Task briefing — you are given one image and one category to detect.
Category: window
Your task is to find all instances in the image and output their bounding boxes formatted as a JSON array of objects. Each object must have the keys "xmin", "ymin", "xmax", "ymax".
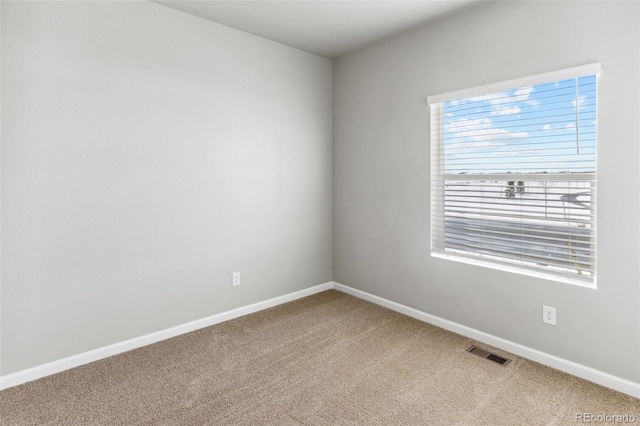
[{"xmin": 428, "ymin": 64, "xmax": 600, "ymax": 287}]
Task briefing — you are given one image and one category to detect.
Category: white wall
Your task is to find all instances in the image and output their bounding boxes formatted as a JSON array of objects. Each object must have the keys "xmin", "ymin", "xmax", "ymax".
[
  {"xmin": 333, "ymin": 1, "xmax": 640, "ymax": 382},
  {"xmin": 2, "ymin": 0, "xmax": 639, "ymax": 388},
  {"xmin": 1, "ymin": 1, "xmax": 332, "ymax": 375}
]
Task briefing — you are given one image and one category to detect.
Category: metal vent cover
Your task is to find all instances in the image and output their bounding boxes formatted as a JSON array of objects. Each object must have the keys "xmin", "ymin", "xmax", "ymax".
[{"xmin": 467, "ymin": 345, "xmax": 511, "ymax": 366}]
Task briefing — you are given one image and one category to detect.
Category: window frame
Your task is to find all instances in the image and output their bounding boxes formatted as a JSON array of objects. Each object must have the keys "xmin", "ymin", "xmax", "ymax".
[{"xmin": 427, "ymin": 63, "xmax": 601, "ymax": 288}]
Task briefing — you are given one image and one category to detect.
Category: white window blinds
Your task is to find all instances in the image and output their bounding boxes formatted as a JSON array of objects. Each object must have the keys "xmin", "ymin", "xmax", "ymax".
[{"xmin": 428, "ymin": 64, "xmax": 600, "ymax": 286}]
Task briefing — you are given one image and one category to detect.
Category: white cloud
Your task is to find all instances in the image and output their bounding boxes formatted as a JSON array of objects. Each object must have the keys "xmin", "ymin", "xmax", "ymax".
[
  {"xmin": 445, "ymin": 116, "xmax": 528, "ymax": 142},
  {"xmin": 572, "ymin": 95, "xmax": 586, "ymax": 110},
  {"xmin": 492, "ymin": 105, "xmax": 521, "ymax": 116},
  {"xmin": 513, "ymin": 86, "xmax": 538, "ymax": 106},
  {"xmin": 444, "ymin": 85, "xmax": 538, "ymax": 146},
  {"xmin": 463, "ymin": 86, "xmax": 536, "ymax": 116},
  {"xmin": 543, "ymin": 124, "xmax": 552, "ymax": 131},
  {"xmin": 513, "ymin": 86, "xmax": 533, "ymax": 98},
  {"xmin": 445, "ymin": 117, "xmax": 492, "ymax": 137}
]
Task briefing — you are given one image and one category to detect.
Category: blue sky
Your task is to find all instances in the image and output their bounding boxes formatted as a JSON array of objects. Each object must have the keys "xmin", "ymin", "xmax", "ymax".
[{"xmin": 443, "ymin": 75, "xmax": 597, "ymax": 174}]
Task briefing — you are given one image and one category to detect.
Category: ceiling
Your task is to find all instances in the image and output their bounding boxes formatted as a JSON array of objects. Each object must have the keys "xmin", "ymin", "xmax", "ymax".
[{"xmin": 151, "ymin": 1, "xmax": 478, "ymax": 59}]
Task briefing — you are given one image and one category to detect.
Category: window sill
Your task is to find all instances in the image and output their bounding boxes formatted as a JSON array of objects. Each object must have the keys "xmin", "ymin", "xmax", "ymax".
[{"xmin": 430, "ymin": 250, "xmax": 597, "ymax": 289}]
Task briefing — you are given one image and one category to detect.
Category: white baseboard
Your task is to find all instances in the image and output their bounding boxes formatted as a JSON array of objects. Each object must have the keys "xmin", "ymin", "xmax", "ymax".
[
  {"xmin": 2, "ymin": 281, "xmax": 638, "ymax": 400},
  {"xmin": 332, "ymin": 282, "xmax": 640, "ymax": 399},
  {"xmin": 0, "ymin": 282, "xmax": 333, "ymax": 390}
]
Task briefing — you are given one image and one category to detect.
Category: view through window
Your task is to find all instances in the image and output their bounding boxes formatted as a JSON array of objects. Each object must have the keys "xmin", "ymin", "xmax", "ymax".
[{"xmin": 429, "ymin": 65, "xmax": 599, "ymax": 286}]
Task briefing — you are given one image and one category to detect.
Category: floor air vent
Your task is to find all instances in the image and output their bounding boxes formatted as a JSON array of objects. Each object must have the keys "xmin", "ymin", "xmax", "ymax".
[{"xmin": 467, "ymin": 345, "xmax": 511, "ymax": 366}]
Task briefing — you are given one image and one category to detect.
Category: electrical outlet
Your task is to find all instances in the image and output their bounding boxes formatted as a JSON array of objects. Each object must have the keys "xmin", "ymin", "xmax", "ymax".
[
  {"xmin": 232, "ymin": 272, "xmax": 241, "ymax": 287},
  {"xmin": 542, "ymin": 305, "xmax": 556, "ymax": 325}
]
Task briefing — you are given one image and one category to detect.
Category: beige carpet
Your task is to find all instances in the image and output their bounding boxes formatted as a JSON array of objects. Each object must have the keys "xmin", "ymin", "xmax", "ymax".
[{"xmin": 1, "ymin": 290, "xmax": 638, "ymax": 425}]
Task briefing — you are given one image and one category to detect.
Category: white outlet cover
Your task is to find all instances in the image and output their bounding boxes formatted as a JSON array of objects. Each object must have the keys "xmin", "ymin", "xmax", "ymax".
[{"xmin": 542, "ymin": 305, "xmax": 556, "ymax": 325}]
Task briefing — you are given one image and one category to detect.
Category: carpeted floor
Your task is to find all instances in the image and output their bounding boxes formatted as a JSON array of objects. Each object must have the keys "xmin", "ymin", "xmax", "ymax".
[{"xmin": 1, "ymin": 290, "xmax": 638, "ymax": 425}]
